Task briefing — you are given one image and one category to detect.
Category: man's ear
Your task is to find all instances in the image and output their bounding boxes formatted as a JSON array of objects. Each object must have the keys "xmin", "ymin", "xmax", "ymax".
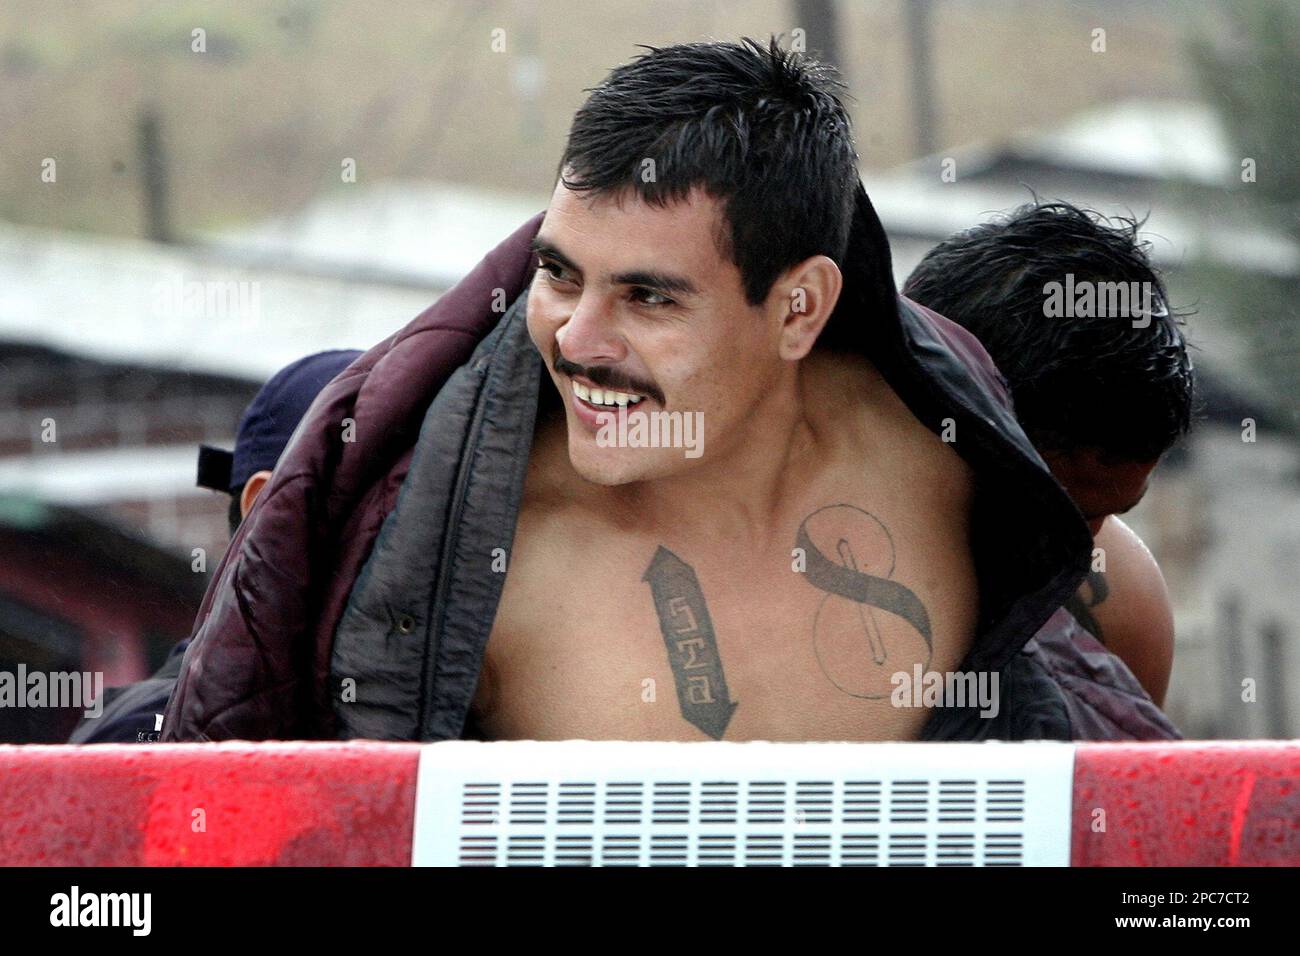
[
  {"xmin": 773, "ymin": 255, "xmax": 843, "ymax": 361},
  {"xmin": 240, "ymin": 470, "xmax": 274, "ymax": 519}
]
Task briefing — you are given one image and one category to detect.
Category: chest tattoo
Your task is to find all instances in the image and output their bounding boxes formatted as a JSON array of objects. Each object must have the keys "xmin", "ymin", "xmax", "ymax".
[
  {"xmin": 795, "ymin": 504, "xmax": 933, "ymax": 699},
  {"xmin": 642, "ymin": 546, "xmax": 738, "ymax": 740}
]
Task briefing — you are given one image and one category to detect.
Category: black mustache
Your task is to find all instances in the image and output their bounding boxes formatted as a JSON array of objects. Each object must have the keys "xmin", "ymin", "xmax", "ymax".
[{"xmin": 553, "ymin": 349, "xmax": 664, "ymax": 406}]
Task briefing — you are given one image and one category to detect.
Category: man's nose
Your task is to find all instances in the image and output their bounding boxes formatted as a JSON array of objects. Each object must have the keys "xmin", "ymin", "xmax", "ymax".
[{"xmin": 557, "ymin": 294, "xmax": 625, "ymax": 366}]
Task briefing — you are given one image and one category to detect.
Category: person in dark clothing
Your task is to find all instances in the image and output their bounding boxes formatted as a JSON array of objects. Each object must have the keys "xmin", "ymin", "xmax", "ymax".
[
  {"xmin": 68, "ymin": 350, "xmax": 362, "ymax": 743},
  {"xmin": 903, "ymin": 201, "xmax": 1194, "ymax": 706}
]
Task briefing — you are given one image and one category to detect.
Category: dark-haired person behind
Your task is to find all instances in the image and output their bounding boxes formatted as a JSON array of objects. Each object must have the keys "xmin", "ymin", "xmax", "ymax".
[
  {"xmin": 68, "ymin": 350, "xmax": 362, "ymax": 743},
  {"xmin": 903, "ymin": 201, "xmax": 1194, "ymax": 706}
]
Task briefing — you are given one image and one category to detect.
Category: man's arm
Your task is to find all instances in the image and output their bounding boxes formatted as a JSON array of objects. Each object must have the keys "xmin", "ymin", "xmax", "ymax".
[{"xmin": 1068, "ymin": 517, "xmax": 1175, "ymax": 707}]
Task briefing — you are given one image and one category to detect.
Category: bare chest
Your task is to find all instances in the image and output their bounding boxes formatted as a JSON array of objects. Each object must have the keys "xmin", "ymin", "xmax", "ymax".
[{"xmin": 472, "ymin": 478, "xmax": 977, "ymax": 742}]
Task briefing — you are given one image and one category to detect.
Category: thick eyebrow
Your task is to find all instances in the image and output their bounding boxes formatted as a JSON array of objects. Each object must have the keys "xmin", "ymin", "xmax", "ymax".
[{"xmin": 530, "ymin": 235, "xmax": 700, "ymax": 298}]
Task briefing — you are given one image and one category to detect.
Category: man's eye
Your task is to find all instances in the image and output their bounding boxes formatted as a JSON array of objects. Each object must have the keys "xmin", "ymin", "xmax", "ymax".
[
  {"xmin": 632, "ymin": 288, "xmax": 675, "ymax": 307},
  {"xmin": 538, "ymin": 259, "xmax": 570, "ymax": 282}
]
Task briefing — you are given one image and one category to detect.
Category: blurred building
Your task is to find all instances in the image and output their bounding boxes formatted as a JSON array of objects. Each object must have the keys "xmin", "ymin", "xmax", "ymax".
[
  {"xmin": 0, "ymin": 495, "xmax": 206, "ymax": 742},
  {"xmin": 0, "ymin": 187, "xmax": 538, "ymax": 740},
  {"xmin": 0, "ymin": 224, "xmax": 444, "ymax": 739}
]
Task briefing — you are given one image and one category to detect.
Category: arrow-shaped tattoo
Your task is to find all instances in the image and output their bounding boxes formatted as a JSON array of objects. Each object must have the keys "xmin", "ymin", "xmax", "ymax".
[{"xmin": 642, "ymin": 545, "xmax": 738, "ymax": 740}]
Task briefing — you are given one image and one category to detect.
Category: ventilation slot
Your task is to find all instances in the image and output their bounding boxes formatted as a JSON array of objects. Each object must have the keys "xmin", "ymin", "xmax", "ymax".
[{"xmin": 413, "ymin": 741, "xmax": 1074, "ymax": 866}]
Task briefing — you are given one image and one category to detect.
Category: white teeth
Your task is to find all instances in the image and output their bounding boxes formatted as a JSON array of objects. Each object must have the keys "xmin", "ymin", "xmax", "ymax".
[{"xmin": 573, "ymin": 379, "xmax": 647, "ymax": 407}]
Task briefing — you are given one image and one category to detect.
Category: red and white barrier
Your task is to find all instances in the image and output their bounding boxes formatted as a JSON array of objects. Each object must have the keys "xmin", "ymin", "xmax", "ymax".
[{"xmin": 0, "ymin": 741, "xmax": 1295, "ymax": 866}]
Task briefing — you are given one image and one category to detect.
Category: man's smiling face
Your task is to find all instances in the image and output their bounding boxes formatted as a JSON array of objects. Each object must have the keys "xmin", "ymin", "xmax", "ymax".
[{"xmin": 526, "ymin": 178, "xmax": 783, "ymax": 486}]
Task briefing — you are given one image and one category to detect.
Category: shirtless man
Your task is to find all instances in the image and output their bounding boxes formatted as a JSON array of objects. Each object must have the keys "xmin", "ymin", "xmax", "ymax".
[
  {"xmin": 168, "ymin": 38, "xmax": 1163, "ymax": 744},
  {"xmin": 470, "ymin": 40, "xmax": 985, "ymax": 742},
  {"xmin": 903, "ymin": 201, "xmax": 1195, "ymax": 706}
]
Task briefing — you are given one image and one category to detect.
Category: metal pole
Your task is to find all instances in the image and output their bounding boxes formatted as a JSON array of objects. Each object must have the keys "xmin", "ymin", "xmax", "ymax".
[
  {"xmin": 1219, "ymin": 593, "xmax": 1247, "ymax": 737},
  {"xmin": 793, "ymin": 0, "xmax": 842, "ymax": 72},
  {"xmin": 904, "ymin": 0, "xmax": 938, "ymax": 158},
  {"xmin": 138, "ymin": 107, "xmax": 173, "ymax": 243},
  {"xmin": 1261, "ymin": 620, "xmax": 1288, "ymax": 737}
]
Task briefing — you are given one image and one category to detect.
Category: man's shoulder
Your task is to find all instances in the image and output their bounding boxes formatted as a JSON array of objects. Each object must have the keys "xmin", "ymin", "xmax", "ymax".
[
  {"xmin": 1020, "ymin": 607, "xmax": 1182, "ymax": 740},
  {"xmin": 1085, "ymin": 518, "xmax": 1176, "ymax": 704},
  {"xmin": 1096, "ymin": 517, "xmax": 1165, "ymax": 583},
  {"xmin": 1090, "ymin": 518, "xmax": 1174, "ymax": 646}
]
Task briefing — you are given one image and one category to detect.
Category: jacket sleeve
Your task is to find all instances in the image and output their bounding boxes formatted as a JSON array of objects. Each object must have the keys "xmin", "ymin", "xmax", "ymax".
[
  {"xmin": 69, "ymin": 640, "xmax": 187, "ymax": 743},
  {"xmin": 161, "ymin": 211, "xmax": 546, "ymax": 742},
  {"xmin": 161, "ymin": 467, "xmax": 329, "ymax": 740},
  {"xmin": 1021, "ymin": 608, "xmax": 1184, "ymax": 740}
]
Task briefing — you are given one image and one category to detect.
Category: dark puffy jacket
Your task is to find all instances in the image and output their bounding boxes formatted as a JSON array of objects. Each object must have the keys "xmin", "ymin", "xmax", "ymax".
[
  {"xmin": 68, "ymin": 640, "xmax": 187, "ymax": 743},
  {"xmin": 163, "ymin": 192, "xmax": 1181, "ymax": 742}
]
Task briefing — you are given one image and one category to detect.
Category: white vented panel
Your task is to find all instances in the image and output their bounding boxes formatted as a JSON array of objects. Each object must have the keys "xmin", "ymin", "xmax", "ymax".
[{"xmin": 412, "ymin": 741, "xmax": 1075, "ymax": 867}]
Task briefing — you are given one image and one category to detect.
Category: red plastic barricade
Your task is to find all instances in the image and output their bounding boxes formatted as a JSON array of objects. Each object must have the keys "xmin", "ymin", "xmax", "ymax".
[
  {"xmin": 0, "ymin": 742, "xmax": 418, "ymax": 866},
  {"xmin": 1071, "ymin": 742, "xmax": 1300, "ymax": 866},
  {"xmin": 0, "ymin": 741, "xmax": 1296, "ymax": 866}
]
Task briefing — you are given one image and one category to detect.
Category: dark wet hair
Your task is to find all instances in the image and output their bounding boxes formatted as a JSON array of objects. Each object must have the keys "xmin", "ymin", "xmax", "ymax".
[
  {"xmin": 558, "ymin": 36, "xmax": 860, "ymax": 310},
  {"xmin": 903, "ymin": 201, "xmax": 1194, "ymax": 461}
]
